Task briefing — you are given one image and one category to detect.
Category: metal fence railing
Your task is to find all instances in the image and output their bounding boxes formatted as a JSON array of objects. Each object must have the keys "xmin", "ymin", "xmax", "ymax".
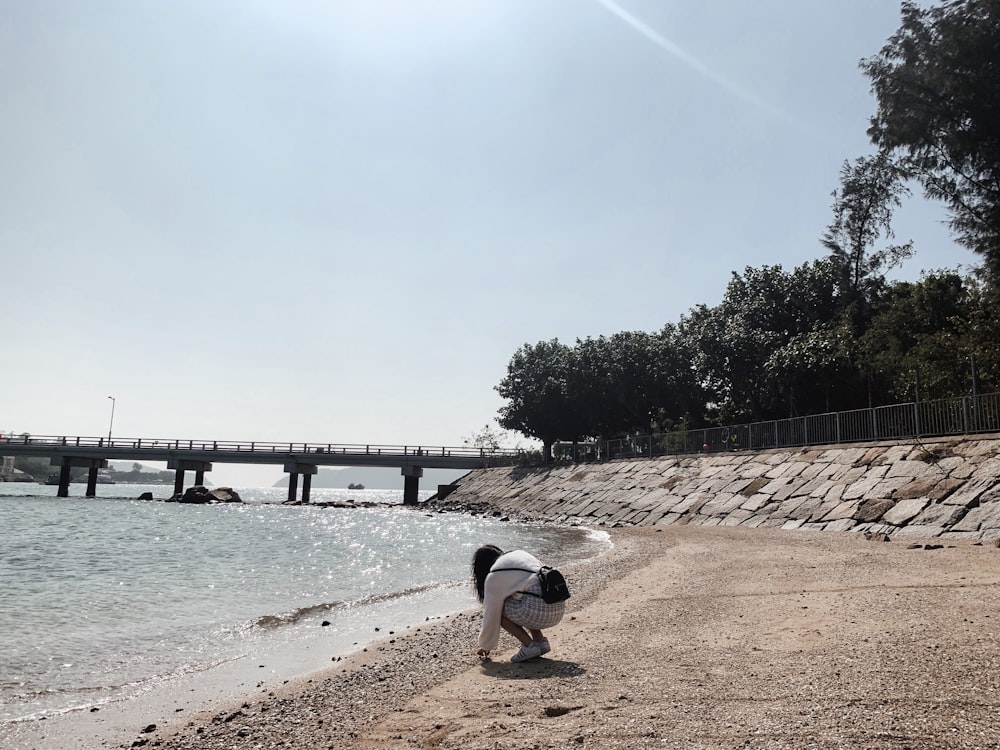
[{"xmin": 556, "ymin": 391, "xmax": 1000, "ymax": 463}]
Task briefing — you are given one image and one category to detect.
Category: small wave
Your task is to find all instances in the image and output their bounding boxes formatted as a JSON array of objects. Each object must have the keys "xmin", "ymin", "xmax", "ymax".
[
  {"xmin": 252, "ymin": 581, "xmax": 450, "ymax": 630},
  {"xmin": 255, "ymin": 601, "xmax": 344, "ymax": 629}
]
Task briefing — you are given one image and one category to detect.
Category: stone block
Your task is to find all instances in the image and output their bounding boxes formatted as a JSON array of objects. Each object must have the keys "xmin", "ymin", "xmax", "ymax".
[
  {"xmin": 699, "ymin": 492, "xmax": 740, "ymax": 516},
  {"xmin": 975, "ymin": 457, "xmax": 1000, "ymax": 476},
  {"xmin": 781, "ymin": 519, "xmax": 806, "ymax": 530},
  {"xmin": 788, "ymin": 477, "xmax": 822, "ymax": 498},
  {"xmin": 956, "ymin": 440, "xmax": 997, "ymax": 458},
  {"xmin": 720, "ymin": 509, "xmax": 754, "ymax": 526},
  {"xmin": 866, "ymin": 523, "xmax": 896, "ymax": 536},
  {"xmin": 654, "ymin": 512, "xmax": 683, "ymax": 526},
  {"xmin": 951, "ymin": 502, "xmax": 1000, "ymax": 532},
  {"xmin": 933, "ymin": 456, "xmax": 966, "ymax": 474},
  {"xmin": 858, "ymin": 447, "xmax": 888, "ymax": 465},
  {"xmin": 738, "ymin": 476, "xmax": 772, "ymax": 497},
  {"xmin": 809, "ymin": 479, "xmax": 836, "ymax": 498},
  {"xmin": 796, "ymin": 449, "xmax": 828, "ymax": 461},
  {"xmin": 650, "ymin": 495, "xmax": 688, "ymax": 516},
  {"xmin": 980, "ymin": 528, "xmax": 1000, "ymax": 542},
  {"xmin": 672, "ymin": 492, "xmax": 710, "ymax": 514},
  {"xmin": 822, "ymin": 499, "xmax": 860, "ymax": 521},
  {"xmin": 893, "ymin": 477, "xmax": 963, "ymax": 502},
  {"xmin": 693, "ymin": 516, "xmax": 722, "ymax": 526},
  {"xmin": 861, "ymin": 476, "xmax": 912, "ymax": 500},
  {"xmin": 825, "ymin": 518, "xmax": 857, "ymax": 532},
  {"xmin": 911, "ymin": 503, "xmax": 970, "ymax": 527},
  {"xmin": 786, "ymin": 495, "xmax": 824, "ymax": 520},
  {"xmin": 740, "ymin": 493, "xmax": 772, "ymax": 512},
  {"xmin": 854, "ymin": 498, "xmax": 894, "ymax": 523},
  {"xmin": 832, "ymin": 447, "xmax": 868, "ymax": 464},
  {"xmin": 944, "ymin": 478, "xmax": 1000, "ymax": 507},
  {"xmin": 793, "ymin": 462, "xmax": 821, "ymax": 480},
  {"xmin": 882, "ymin": 445, "xmax": 914, "ymax": 462},
  {"xmin": 881, "ymin": 497, "xmax": 931, "ymax": 526},
  {"xmin": 842, "ymin": 466, "xmax": 891, "ymax": 500},
  {"xmin": 939, "ymin": 530, "xmax": 983, "ymax": 540},
  {"xmin": 890, "ymin": 524, "xmax": 946, "ymax": 539},
  {"xmin": 886, "ymin": 460, "xmax": 937, "ymax": 479},
  {"xmin": 760, "ymin": 518, "xmax": 788, "ymax": 528},
  {"xmin": 739, "ymin": 462, "xmax": 772, "ymax": 478}
]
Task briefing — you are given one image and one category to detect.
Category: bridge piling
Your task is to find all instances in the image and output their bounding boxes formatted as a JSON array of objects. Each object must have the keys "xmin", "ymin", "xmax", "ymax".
[
  {"xmin": 284, "ymin": 462, "xmax": 317, "ymax": 504},
  {"xmin": 85, "ymin": 466, "xmax": 99, "ymax": 498},
  {"xmin": 167, "ymin": 459, "xmax": 213, "ymax": 498},
  {"xmin": 401, "ymin": 465, "xmax": 423, "ymax": 506},
  {"xmin": 50, "ymin": 456, "xmax": 108, "ymax": 498},
  {"xmin": 57, "ymin": 463, "xmax": 71, "ymax": 498}
]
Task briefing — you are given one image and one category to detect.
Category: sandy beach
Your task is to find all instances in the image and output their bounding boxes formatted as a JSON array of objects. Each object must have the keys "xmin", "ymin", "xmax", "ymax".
[{"xmin": 6, "ymin": 525, "xmax": 1000, "ymax": 749}]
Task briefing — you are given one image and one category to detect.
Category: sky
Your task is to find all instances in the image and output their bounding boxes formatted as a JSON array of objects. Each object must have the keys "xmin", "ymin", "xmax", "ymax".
[{"xmin": 1, "ymin": 0, "xmax": 972, "ymax": 487}]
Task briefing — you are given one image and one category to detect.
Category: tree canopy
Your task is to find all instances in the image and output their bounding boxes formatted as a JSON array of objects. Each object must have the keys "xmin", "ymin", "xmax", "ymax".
[{"xmin": 862, "ymin": 0, "xmax": 1000, "ymax": 276}]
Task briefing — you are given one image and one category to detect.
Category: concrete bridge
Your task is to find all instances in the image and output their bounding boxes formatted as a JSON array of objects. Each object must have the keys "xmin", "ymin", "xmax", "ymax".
[{"xmin": 0, "ymin": 434, "xmax": 521, "ymax": 504}]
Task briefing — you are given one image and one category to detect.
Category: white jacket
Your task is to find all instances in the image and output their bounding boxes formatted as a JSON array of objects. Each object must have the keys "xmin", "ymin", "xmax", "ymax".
[{"xmin": 478, "ymin": 550, "xmax": 543, "ymax": 651}]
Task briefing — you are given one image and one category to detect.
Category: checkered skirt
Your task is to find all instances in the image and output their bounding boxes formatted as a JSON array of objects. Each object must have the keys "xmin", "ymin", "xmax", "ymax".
[{"xmin": 503, "ymin": 580, "xmax": 565, "ymax": 630}]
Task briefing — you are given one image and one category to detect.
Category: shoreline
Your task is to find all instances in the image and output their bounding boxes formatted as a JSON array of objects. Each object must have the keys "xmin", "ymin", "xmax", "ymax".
[
  {"xmin": 8, "ymin": 525, "xmax": 1000, "ymax": 748},
  {"xmin": 0, "ymin": 517, "xmax": 620, "ymax": 750}
]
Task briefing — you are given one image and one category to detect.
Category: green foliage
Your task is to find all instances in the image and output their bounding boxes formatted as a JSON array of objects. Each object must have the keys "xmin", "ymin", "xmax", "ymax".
[
  {"xmin": 860, "ymin": 270, "xmax": 999, "ymax": 400},
  {"xmin": 495, "ymin": 339, "xmax": 578, "ymax": 461},
  {"xmin": 463, "ymin": 423, "xmax": 527, "ymax": 455},
  {"xmin": 862, "ymin": 0, "xmax": 1000, "ymax": 277},
  {"xmin": 495, "ymin": 331, "xmax": 702, "ymax": 458},
  {"xmin": 681, "ymin": 259, "xmax": 853, "ymax": 422},
  {"xmin": 822, "ymin": 153, "xmax": 913, "ymax": 302}
]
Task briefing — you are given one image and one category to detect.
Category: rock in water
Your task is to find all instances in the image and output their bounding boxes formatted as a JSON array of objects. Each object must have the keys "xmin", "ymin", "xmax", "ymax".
[
  {"xmin": 209, "ymin": 487, "xmax": 243, "ymax": 503},
  {"xmin": 167, "ymin": 486, "xmax": 244, "ymax": 504}
]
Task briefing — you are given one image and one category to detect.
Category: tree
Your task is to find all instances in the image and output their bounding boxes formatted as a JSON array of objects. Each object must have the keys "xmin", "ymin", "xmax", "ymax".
[
  {"xmin": 857, "ymin": 270, "xmax": 975, "ymax": 401},
  {"xmin": 463, "ymin": 423, "xmax": 509, "ymax": 454},
  {"xmin": 821, "ymin": 153, "xmax": 913, "ymax": 303},
  {"xmin": 573, "ymin": 332, "xmax": 658, "ymax": 438},
  {"xmin": 495, "ymin": 339, "xmax": 578, "ymax": 462},
  {"xmin": 862, "ymin": 0, "xmax": 1000, "ymax": 276},
  {"xmin": 682, "ymin": 263, "xmax": 849, "ymax": 422}
]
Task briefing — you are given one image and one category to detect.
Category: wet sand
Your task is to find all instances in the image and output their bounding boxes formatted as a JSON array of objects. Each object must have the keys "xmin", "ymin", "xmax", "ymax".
[{"xmin": 6, "ymin": 525, "xmax": 1000, "ymax": 749}]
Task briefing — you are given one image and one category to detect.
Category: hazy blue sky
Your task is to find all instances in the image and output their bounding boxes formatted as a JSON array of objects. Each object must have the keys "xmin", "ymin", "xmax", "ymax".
[{"xmin": 1, "ymin": 1, "xmax": 970, "ymax": 486}]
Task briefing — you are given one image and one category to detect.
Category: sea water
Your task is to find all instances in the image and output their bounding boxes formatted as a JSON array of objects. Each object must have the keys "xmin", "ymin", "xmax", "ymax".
[{"xmin": 0, "ymin": 483, "xmax": 609, "ymax": 723}]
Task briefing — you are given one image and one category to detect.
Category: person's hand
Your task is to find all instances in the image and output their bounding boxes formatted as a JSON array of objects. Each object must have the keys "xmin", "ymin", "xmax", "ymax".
[{"xmin": 477, "ymin": 649, "xmax": 491, "ymax": 660}]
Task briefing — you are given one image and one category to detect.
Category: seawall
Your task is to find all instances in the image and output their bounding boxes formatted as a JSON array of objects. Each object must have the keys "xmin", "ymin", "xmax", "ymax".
[{"xmin": 430, "ymin": 435, "xmax": 1000, "ymax": 541}]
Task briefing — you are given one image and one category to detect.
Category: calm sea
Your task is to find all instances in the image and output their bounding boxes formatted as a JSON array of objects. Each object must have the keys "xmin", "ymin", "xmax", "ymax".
[{"xmin": 0, "ymin": 483, "xmax": 608, "ymax": 723}]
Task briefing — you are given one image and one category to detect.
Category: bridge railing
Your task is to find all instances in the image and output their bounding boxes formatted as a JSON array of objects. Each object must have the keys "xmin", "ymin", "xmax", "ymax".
[{"xmin": 0, "ymin": 434, "xmax": 523, "ymax": 460}]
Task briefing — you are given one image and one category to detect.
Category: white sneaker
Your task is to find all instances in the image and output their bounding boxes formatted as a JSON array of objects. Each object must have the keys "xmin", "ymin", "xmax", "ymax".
[
  {"xmin": 536, "ymin": 638, "xmax": 551, "ymax": 655},
  {"xmin": 510, "ymin": 642, "xmax": 542, "ymax": 662}
]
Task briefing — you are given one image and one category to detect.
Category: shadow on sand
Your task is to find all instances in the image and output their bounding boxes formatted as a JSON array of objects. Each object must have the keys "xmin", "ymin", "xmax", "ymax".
[{"xmin": 480, "ymin": 657, "xmax": 586, "ymax": 680}]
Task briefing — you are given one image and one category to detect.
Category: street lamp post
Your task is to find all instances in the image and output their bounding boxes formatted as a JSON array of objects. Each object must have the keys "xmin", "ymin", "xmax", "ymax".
[{"xmin": 107, "ymin": 396, "xmax": 116, "ymax": 443}]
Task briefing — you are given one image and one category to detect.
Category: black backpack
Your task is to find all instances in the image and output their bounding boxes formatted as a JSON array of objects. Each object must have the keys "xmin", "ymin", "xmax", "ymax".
[{"xmin": 495, "ymin": 566, "xmax": 571, "ymax": 604}]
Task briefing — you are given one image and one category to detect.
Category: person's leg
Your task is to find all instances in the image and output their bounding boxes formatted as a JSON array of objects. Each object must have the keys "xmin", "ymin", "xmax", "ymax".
[
  {"xmin": 528, "ymin": 628, "xmax": 544, "ymax": 642},
  {"xmin": 501, "ymin": 616, "xmax": 532, "ymax": 646}
]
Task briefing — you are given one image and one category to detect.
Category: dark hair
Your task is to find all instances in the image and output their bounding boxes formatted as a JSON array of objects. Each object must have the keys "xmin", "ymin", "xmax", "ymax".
[{"xmin": 471, "ymin": 544, "xmax": 503, "ymax": 602}]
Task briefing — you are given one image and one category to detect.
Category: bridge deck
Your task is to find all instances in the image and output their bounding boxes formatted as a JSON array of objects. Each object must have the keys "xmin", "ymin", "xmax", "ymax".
[{"xmin": 0, "ymin": 435, "xmax": 519, "ymax": 471}]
